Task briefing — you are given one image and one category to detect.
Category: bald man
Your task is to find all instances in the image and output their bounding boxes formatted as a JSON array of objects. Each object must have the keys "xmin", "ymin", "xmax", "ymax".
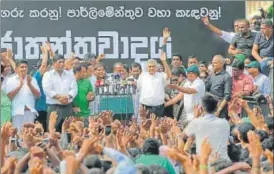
[{"xmin": 205, "ymin": 55, "xmax": 232, "ymax": 119}]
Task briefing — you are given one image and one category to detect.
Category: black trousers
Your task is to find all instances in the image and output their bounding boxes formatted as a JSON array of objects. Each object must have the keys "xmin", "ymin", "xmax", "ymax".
[
  {"xmin": 47, "ymin": 103, "xmax": 72, "ymax": 133},
  {"xmin": 142, "ymin": 104, "xmax": 165, "ymax": 117},
  {"xmin": 35, "ymin": 111, "xmax": 47, "ymax": 132}
]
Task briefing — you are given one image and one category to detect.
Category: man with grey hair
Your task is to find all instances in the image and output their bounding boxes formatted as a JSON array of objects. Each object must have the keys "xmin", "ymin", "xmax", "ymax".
[
  {"xmin": 137, "ymin": 52, "xmax": 171, "ymax": 117},
  {"xmin": 205, "ymin": 55, "xmax": 232, "ymax": 119},
  {"xmin": 252, "ymin": 19, "xmax": 273, "ymax": 75}
]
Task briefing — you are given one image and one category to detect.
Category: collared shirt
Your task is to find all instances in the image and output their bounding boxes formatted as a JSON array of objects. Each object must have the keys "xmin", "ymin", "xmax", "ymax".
[
  {"xmin": 220, "ymin": 31, "xmax": 236, "ymax": 44},
  {"xmin": 232, "ymin": 73, "xmax": 254, "ymax": 98},
  {"xmin": 136, "ymin": 154, "xmax": 176, "ymax": 174},
  {"xmin": 184, "ymin": 114, "xmax": 230, "ymax": 160},
  {"xmin": 253, "ymin": 73, "xmax": 271, "ymax": 97},
  {"xmin": 33, "ymin": 70, "xmax": 47, "ymax": 111},
  {"xmin": 254, "ymin": 31, "xmax": 273, "ymax": 57},
  {"xmin": 42, "ymin": 69, "xmax": 78, "ymax": 105},
  {"xmin": 138, "ymin": 72, "xmax": 169, "ymax": 106},
  {"xmin": 231, "ymin": 31, "xmax": 257, "ymax": 59},
  {"xmin": 183, "ymin": 78, "xmax": 205, "ymax": 121},
  {"xmin": 3, "ymin": 74, "xmax": 40, "ymax": 116},
  {"xmin": 205, "ymin": 70, "xmax": 232, "ymax": 101},
  {"xmin": 73, "ymin": 78, "xmax": 93, "ymax": 117}
]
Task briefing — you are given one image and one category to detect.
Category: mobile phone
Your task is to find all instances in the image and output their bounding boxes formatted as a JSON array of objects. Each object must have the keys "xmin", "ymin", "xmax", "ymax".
[
  {"xmin": 67, "ymin": 133, "xmax": 72, "ymax": 144},
  {"xmin": 105, "ymin": 126, "xmax": 112, "ymax": 136}
]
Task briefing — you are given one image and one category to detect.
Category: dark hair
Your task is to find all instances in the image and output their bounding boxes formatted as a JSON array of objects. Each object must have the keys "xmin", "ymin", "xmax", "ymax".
[
  {"xmin": 255, "ymin": 130, "xmax": 268, "ymax": 142},
  {"xmin": 262, "ymin": 136, "xmax": 274, "ymax": 151},
  {"xmin": 84, "ymin": 155, "xmax": 102, "ymax": 169},
  {"xmin": 16, "ymin": 59, "xmax": 28, "ymax": 67},
  {"xmin": 210, "ymin": 159, "xmax": 232, "ymax": 172},
  {"xmin": 265, "ymin": 117, "xmax": 274, "ymax": 131},
  {"xmin": 74, "ymin": 57, "xmax": 82, "ymax": 61},
  {"xmin": 199, "ymin": 61, "xmax": 207, "ymax": 67},
  {"xmin": 113, "ymin": 62, "xmax": 124, "ymax": 69},
  {"xmin": 124, "ymin": 64, "xmax": 129, "ymax": 73},
  {"xmin": 101, "ymin": 160, "xmax": 112, "ymax": 172},
  {"xmin": 172, "ymin": 53, "xmax": 183, "ymax": 61},
  {"xmin": 52, "ymin": 54, "xmax": 64, "ymax": 62},
  {"xmin": 228, "ymin": 144, "xmax": 241, "ymax": 162},
  {"xmin": 188, "ymin": 55, "xmax": 197, "ymax": 60},
  {"xmin": 239, "ymin": 19, "xmax": 250, "ymax": 26},
  {"xmin": 172, "ymin": 67, "xmax": 186, "ymax": 77},
  {"xmin": 143, "ymin": 138, "xmax": 160, "ymax": 155},
  {"xmin": 201, "ymin": 94, "xmax": 218, "ymax": 113},
  {"xmin": 131, "ymin": 62, "xmax": 142, "ymax": 70},
  {"xmin": 94, "ymin": 63, "xmax": 105, "ymax": 71},
  {"xmin": 232, "ymin": 59, "xmax": 244, "ymax": 70},
  {"xmin": 1, "ymin": 64, "xmax": 5, "ymax": 74},
  {"xmin": 135, "ymin": 164, "xmax": 150, "ymax": 174},
  {"xmin": 73, "ymin": 63, "xmax": 85, "ymax": 74},
  {"xmin": 148, "ymin": 165, "xmax": 168, "ymax": 174},
  {"xmin": 238, "ymin": 123, "xmax": 255, "ymax": 143}
]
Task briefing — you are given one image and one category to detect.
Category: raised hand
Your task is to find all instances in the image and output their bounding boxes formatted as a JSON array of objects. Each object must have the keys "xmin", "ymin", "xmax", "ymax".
[
  {"xmin": 27, "ymin": 75, "xmax": 32, "ymax": 86},
  {"xmin": 86, "ymin": 92, "xmax": 95, "ymax": 101},
  {"xmin": 40, "ymin": 45, "xmax": 48, "ymax": 55},
  {"xmin": 45, "ymin": 41, "xmax": 52, "ymax": 51},
  {"xmin": 6, "ymin": 48, "xmax": 13, "ymax": 60},
  {"xmin": 247, "ymin": 131, "xmax": 263, "ymax": 158},
  {"xmin": 30, "ymin": 146, "xmax": 45, "ymax": 159},
  {"xmin": 201, "ymin": 16, "xmax": 210, "ymax": 26},
  {"xmin": 48, "ymin": 111, "xmax": 58, "ymax": 133},
  {"xmin": 162, "ymin": 27, "xmax": 170, "ymax": 44},
  {"xmin": 200, "ymin": 137, "xmax": 212, "ymax": 163},
  {"xmin": 97, "ymin": 53, "xmax": 105, "ymax": 61},
  {"xmin": 264, "ymin": 149, "xmax": 273, "ymax": 165}
]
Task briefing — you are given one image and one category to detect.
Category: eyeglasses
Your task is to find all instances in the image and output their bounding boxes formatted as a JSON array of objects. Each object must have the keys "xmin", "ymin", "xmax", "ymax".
[{"xmin": 200, "ymin": 76, "xmax": 207, "ymax": 79}]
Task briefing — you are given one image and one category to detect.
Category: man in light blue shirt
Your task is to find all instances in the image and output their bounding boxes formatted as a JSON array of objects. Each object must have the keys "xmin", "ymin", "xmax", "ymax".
[{"xmin": 246, "ymin": 61, "xmax": 271, "ymax": 97}]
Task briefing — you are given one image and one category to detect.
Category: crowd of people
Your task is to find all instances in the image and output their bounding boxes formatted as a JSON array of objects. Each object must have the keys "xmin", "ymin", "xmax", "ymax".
[{"xmin": 0, "ymin": 10, "xmax": 273, "ymax": 174}]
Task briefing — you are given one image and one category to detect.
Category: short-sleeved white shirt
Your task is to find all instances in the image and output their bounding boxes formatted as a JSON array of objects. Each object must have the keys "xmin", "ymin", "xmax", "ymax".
[
  {"xmin": 183, "ymin": 78, "xmax": 205, "ymax": 121},
  {"xmin": 220, "ymin": 31, "xmax": 236, "ymax": 44},
  {"xmin": 184, "ymin": 114, "xmax": 230, "ymax": 160}
]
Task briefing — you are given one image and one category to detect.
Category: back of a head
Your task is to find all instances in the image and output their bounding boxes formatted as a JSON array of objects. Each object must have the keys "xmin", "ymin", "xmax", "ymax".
[
  {"xmin": 87, "ymin": 168, "xmax": 105, "ymax": 174},
  {"xmin": 228, "ymin": 143, "xmax": 241, "ymax": 162},
  {"xmin": 148, "ymin": 165, "xmax": 168, "ymax": 174},
  {"xmin": 210, "ymin": 159, "xmax": 233, "ymax": 173},
  {"xmin": 135, "ymin": 164, "xmax": 150, "ymax": 174},
  {"xmin": 232, "ymin": 59, "xmax": 245, "ymax": 70},
  {"xmin": 143, "ymin": 138, "xmax": 160, "ymax": 155},
  {"xmin": 238, "ymin": 123, "xmax": 255, "ymax": 143},
  {"xmin": 84, "ymin": 155, "xmax": 102, "ymax": 169},
  {"xmin": 84, "ymin": 52, "xmax": 97, "ymax": 60},
  {"xmin": 201, "ymin": 94, "xmax": 218, "ymax": 114},
  {"xmin": 261, "ymin": 18, "xmax": 273, "ymax": 27},
  {"xmin": 101, "ymin": 160, "xmax": 112, "ymax": 172}
]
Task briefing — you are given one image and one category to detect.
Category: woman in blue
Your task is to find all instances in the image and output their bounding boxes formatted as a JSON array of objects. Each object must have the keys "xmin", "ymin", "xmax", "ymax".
[{"xmin": 33, "ymin": 44, "xmax": 52, "ymax": 131}]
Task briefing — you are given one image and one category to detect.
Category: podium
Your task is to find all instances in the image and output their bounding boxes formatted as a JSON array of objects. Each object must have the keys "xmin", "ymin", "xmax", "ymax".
[{"xmin": 99, "ymin": 95, "xmax": 134, "ymax": 121}]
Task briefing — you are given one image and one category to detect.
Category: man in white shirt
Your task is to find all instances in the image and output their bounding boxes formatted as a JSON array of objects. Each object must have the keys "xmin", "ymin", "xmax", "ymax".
[
  {"xmin": 167, "ymin": 65, "xmax": 205, "ymax": 122},
  {"xmin": 42, "ymin": 54, "xmax": 78, "ymax": 132},
  {"xmin": 127, "ymin": 62, "xmax": 142, "ymax": 121},
  {"xmin": 201, "ymin": 16, "xmax": 239, "ymax": 44},
  {"xmin": 3, "ymin": 60, "xmax": 40, "ymax": 131},
  {"xmin": 137, "ymin": 52, "xmax": 171, "ymax": 117}
]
